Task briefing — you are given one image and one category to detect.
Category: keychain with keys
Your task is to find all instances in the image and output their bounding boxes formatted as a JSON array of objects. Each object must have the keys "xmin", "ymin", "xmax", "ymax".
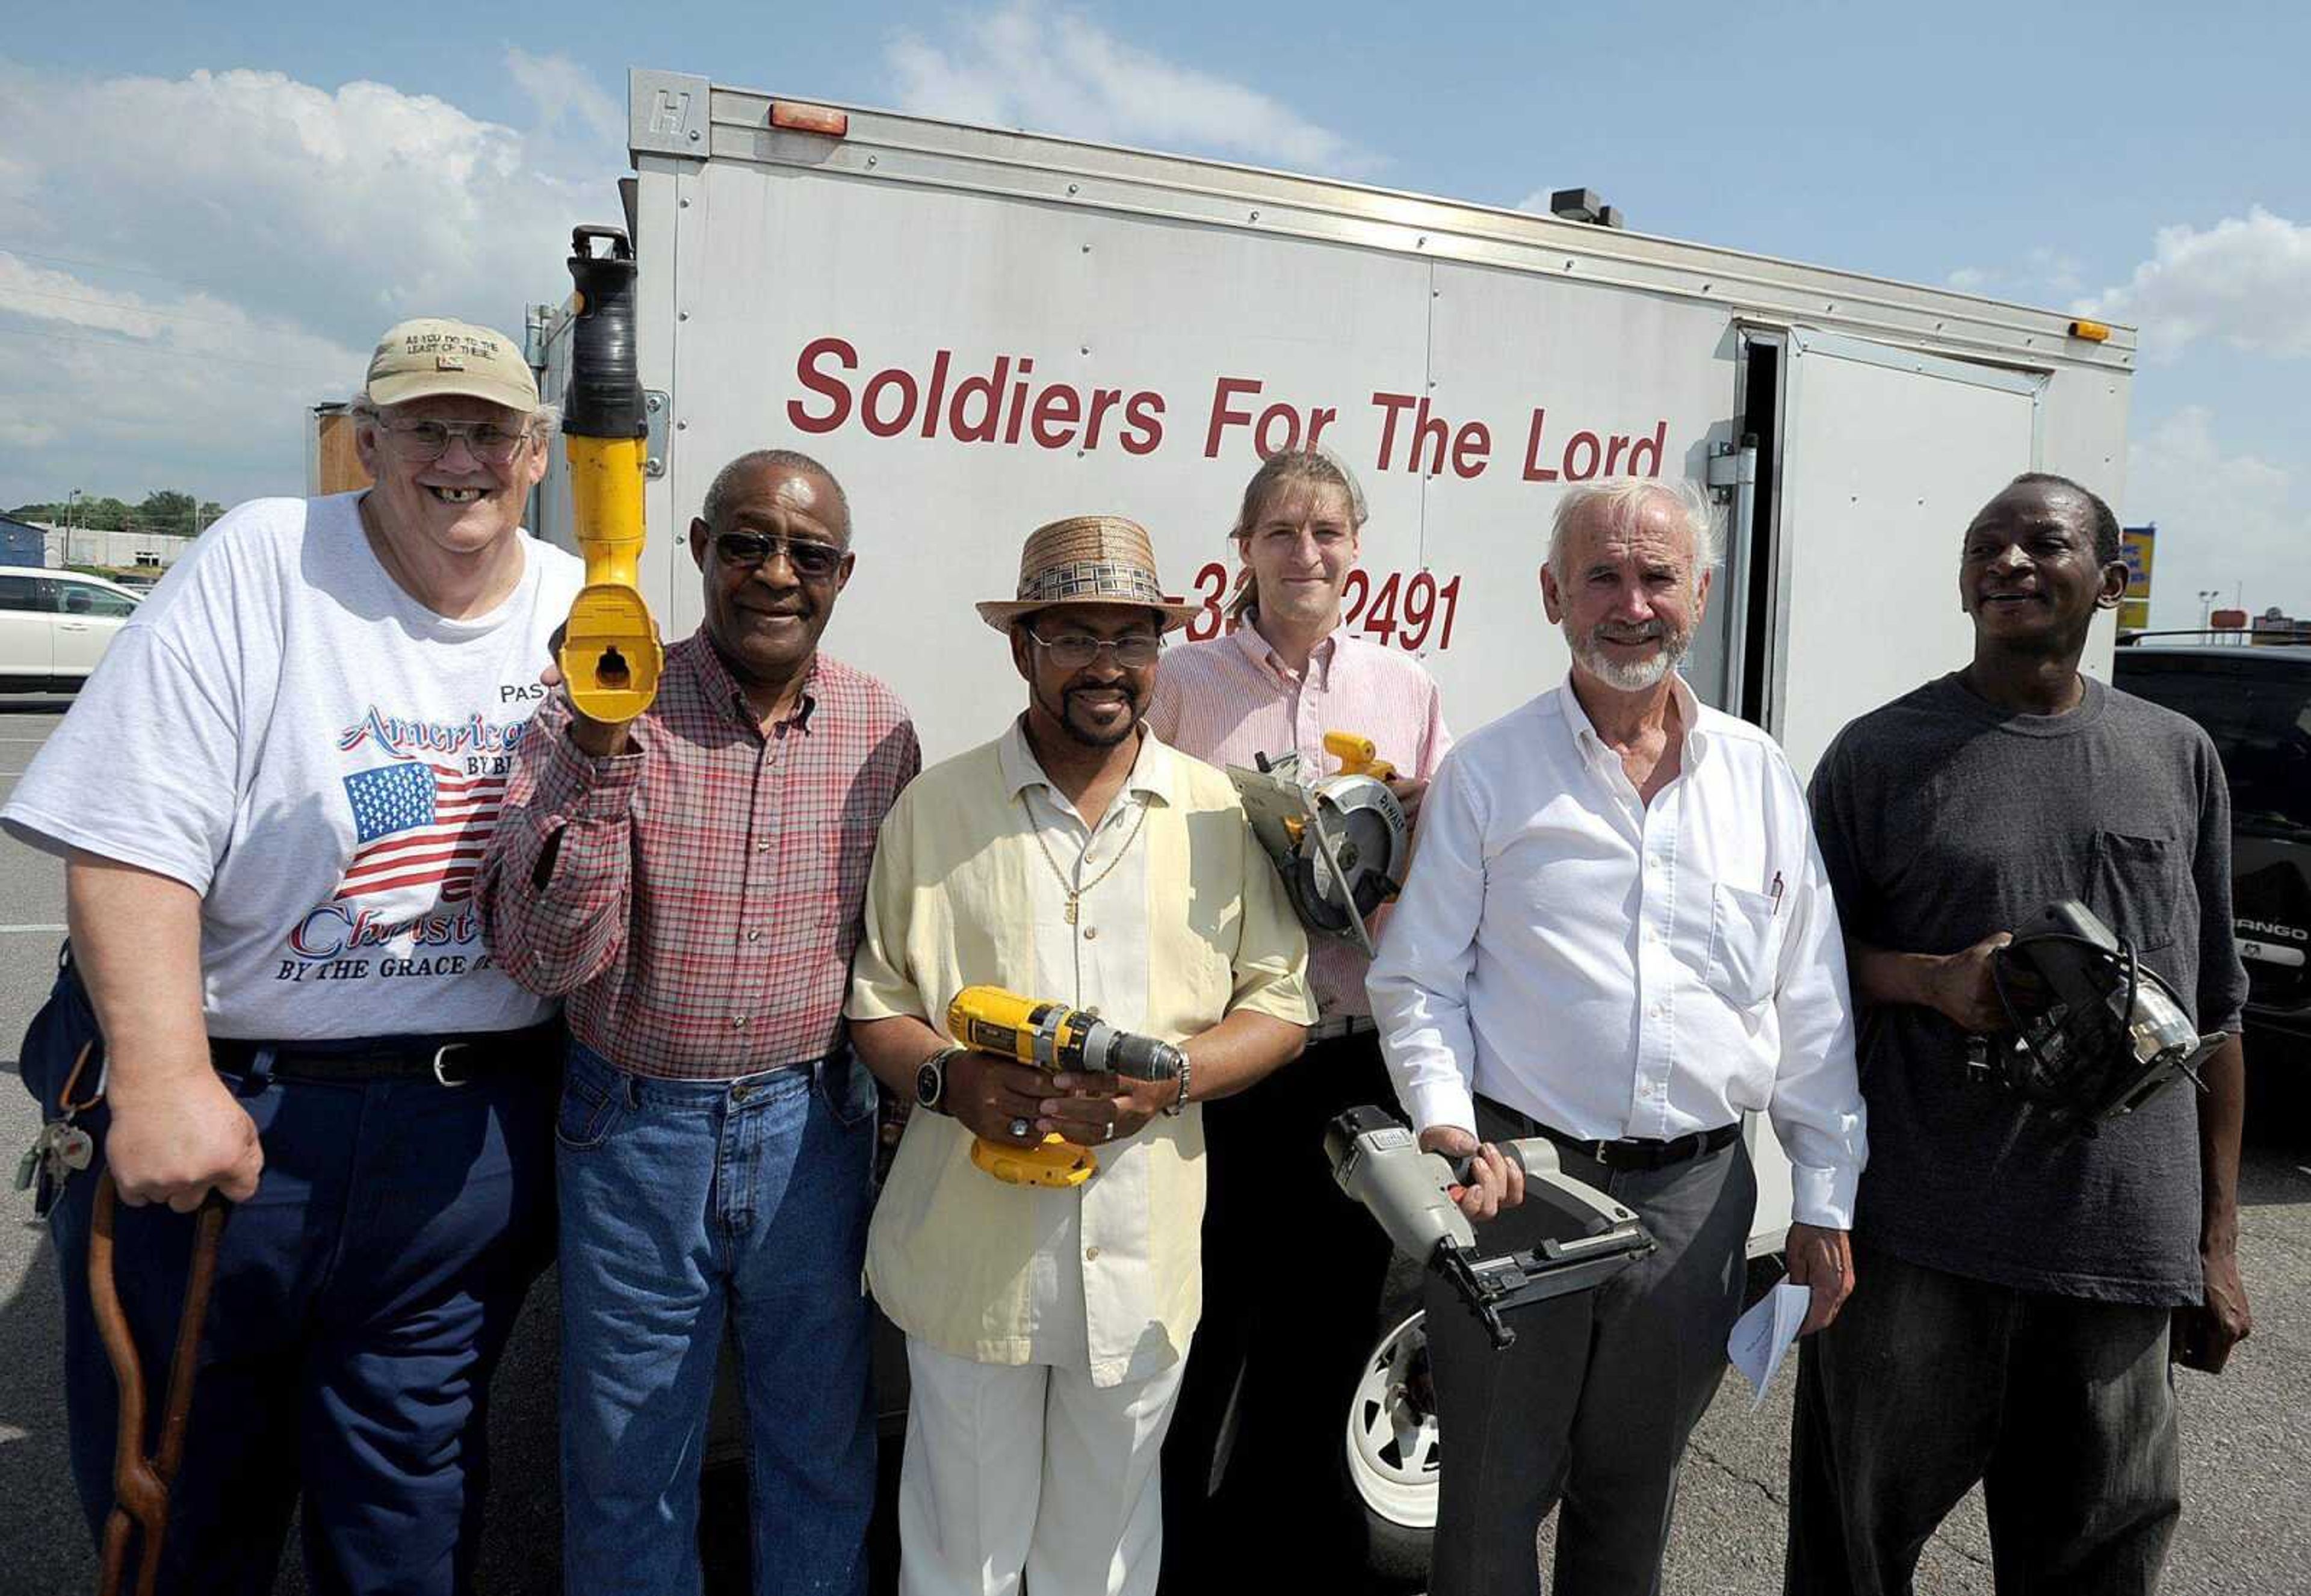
[
  {"xmin": 46, "ymin": 1122, "xmax": 95, "ymax": 1182},
  {"xmin": 18, "ymin": 1040, "xmax": 107, "ymax": 1216}
]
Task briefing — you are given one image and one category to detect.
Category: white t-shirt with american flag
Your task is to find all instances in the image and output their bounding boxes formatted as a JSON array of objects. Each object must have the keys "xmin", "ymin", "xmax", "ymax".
[{"xmin": 2, "ymin": 492, "xmax": 584, "ymax": 1041}]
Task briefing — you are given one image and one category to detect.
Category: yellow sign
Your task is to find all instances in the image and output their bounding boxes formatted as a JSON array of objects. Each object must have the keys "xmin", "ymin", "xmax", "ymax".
[{"xmin": 2120, "ymin": 525, "xmax": 2155, "ymax": 632}]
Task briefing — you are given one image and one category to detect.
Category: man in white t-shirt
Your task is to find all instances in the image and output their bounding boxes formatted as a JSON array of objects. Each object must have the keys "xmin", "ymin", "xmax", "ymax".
[{"xmin": 4, "ymin": 318, "xmax": 583, "ymax": 1595}]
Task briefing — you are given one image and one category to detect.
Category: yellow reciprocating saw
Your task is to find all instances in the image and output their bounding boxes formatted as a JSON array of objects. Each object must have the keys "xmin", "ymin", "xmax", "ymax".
[
  {"xmin": 558, "ymin": 226, "xmax": 663, "ymax": 724},
  {"xmin": 945, "ymin": 985, "xmax": 1186, "ymax": 1189}
]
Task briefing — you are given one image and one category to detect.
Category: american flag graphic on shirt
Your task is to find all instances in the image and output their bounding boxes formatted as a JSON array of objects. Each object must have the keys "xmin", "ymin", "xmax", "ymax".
[{"xmin": 337, "ymin": 760, "xmax": 507, "ymax": 911}]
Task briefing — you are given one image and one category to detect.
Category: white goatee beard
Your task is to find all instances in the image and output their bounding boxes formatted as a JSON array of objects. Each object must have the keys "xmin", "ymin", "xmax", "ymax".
[{"xmin": 1565, "ymin": 620, "xmax": 1690, "ymax": 691}]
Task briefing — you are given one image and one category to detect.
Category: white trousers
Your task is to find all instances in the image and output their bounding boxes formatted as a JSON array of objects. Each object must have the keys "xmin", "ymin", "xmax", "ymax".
[{"xmin": 897, "ymin": 1337, "xmax": 1187, "ymax": 1596}]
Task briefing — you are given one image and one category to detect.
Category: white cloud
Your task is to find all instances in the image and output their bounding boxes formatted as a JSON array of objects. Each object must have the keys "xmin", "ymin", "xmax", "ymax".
[
  {"xmin": 2079, "ymin": 207, "xmax": 2311, "ymax": 362},
  {"xmin": 886, "ymin": 2, "xmax": 1370, "ymax": 175},
  {"xmin": 507, "ymin": 47, "xmax": 623, "ymax": 148},
  {"xmin": 1938, "ymin": 247, "xmax": 2084, "ymax": 303},
  {"xmin": 0, "ymin": 54, "xmax": 625, "ymax": 509},
  {"xmin": 2126, "ymin": 406, "xmax": 2311, "ymax": 626}
]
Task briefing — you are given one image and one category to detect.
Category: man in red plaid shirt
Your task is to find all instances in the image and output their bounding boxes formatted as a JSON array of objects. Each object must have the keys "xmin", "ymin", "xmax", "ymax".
[{"xmin": 479, "ymin": 448, "xmax": 918, "ymax": 1596}]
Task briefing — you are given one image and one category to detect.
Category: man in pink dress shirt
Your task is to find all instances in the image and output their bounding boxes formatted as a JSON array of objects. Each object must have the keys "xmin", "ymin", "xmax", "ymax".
[{"xmin": 1148, "ymin": 448, "xmax": 1451, "ymax": 1586}]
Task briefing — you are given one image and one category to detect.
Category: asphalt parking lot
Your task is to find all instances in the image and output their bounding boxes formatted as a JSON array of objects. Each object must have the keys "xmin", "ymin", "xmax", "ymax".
[{"xmin": 1, "ymin": 699, "xmax": 2306, "ymax": 1594}]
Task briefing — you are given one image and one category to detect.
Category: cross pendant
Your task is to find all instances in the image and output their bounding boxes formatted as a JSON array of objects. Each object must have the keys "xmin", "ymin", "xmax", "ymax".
[{"xmin": 1063, "ymin": 895, "xmax": 1079, "ymax": 925}]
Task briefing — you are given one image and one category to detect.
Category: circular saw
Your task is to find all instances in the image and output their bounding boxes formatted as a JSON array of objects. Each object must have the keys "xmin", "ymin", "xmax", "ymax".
[{"xmin": 1228, "ymin": 733, "xmax": 1409, "ymax": 956}]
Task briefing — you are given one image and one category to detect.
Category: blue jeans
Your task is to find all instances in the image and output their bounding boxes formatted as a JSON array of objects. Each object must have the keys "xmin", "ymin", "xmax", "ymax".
[
  {"xmin": 555, "ymin": 1039, "xmax": 878, "ymax": 1596},
  {"xmin": 23, "ymin": 956, "xmax": 557, "ymax": 1596}
]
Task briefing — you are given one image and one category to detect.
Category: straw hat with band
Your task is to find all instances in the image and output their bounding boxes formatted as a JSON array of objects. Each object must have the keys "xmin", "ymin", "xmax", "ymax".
[{"xmin": 976, "ymin": 515, "xmax": 1202, "ymax": 634}]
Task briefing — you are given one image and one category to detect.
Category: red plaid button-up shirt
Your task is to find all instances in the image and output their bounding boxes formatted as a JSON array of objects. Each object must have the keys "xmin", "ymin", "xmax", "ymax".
[{"xmin": 479, "ymin": 634, "xmax": 918, "ymax": 1079}]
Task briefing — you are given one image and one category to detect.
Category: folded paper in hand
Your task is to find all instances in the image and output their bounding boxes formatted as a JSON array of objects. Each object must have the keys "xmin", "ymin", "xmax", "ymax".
[{"xmin": 1727, "ymin": 1275, "xmax": 1811, "ymax": 1411}]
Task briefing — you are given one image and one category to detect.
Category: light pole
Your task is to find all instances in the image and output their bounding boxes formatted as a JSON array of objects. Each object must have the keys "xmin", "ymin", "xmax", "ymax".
[{"xmin": 2198, "ymin": 589, "xmax": 2221, "ymax": 634}]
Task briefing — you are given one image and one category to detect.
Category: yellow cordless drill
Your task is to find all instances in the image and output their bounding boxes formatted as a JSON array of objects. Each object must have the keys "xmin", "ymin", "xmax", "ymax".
[
  {"xmin": 558, "ymin": 227, "xmax": 663, "ymax": 724},
  {"xmin": 945, "ymin": 986, "xmax": 1186, "ymax": 1189}
]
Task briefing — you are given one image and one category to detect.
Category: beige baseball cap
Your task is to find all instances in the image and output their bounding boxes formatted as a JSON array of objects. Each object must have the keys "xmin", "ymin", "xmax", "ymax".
[{"xmin": 364, "ymin": 317, "xmax": 539, "ymax": 413}]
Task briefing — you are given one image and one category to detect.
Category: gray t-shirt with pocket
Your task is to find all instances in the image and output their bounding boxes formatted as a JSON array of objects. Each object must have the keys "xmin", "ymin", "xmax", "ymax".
[{"xmin": 1808, "ymin": 672, "xmax": 2245, "ymax": 1305}]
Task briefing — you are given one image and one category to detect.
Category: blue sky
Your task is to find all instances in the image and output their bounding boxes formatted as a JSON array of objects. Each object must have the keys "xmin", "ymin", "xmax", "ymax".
[{"xmin": 4, "ymin": 0, "xmax": 2306, "ymax": 624}]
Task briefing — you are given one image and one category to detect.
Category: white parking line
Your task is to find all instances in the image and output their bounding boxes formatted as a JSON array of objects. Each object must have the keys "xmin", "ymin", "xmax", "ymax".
[{"xmin": 0, "ymin": 924, "xmax": 67, "ymax": 933}]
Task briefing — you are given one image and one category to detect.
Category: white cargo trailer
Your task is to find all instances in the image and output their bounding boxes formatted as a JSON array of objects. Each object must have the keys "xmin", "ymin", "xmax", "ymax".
[{"xmin": 531, "ymin": 67, "xmax": 2136, "ymax": 1576}]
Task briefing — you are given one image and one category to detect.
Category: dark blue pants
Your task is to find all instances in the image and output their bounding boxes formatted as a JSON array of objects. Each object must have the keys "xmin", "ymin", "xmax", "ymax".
[{"xmin": 23, "ymin": 970, "xmax": 557, "ymax": 1596}]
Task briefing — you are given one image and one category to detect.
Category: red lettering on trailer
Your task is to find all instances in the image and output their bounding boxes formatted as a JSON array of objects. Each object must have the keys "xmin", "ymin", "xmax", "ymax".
[
  {"xmin": 950, "ymin": 357, "xmax": 1007, "ymax": 443},
  {"xmin": 1204, "ymin": 377, "xmax": 1263, "ymax": 457},
  {"xmin": 1121, "ymin": 392, "xmax": 1166, "ymax": 456},
  {"xmin": 788, "ymin": 336, "xmax": 856, "ymax": 433},
  {"xmin": 1031, "ymin": 384, "xmax": 1081, "ymax": 448},
  {"xmin": 861, "ymin": 367, "xmax": 917, "ymax": 438}
]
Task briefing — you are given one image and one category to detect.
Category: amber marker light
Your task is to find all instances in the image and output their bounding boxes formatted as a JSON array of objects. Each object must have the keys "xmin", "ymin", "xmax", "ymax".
[
  {"xmin": 2068, "ymin": 319, "xmax": 2112, "ymax": 342},
  {"xmin": 770, "ymin": 101, "xmax": 850, "ymax": 137}
]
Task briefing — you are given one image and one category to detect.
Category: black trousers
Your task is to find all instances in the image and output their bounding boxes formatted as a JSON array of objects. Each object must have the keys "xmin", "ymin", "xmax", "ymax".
[
  {"xmin": 1159, "ymin": 1030, "xmax": 1396, "ymax": 1589},
  {"xmin": 1786, "ymin": 1245, "xmax": 2181, "ymax": 1596}
]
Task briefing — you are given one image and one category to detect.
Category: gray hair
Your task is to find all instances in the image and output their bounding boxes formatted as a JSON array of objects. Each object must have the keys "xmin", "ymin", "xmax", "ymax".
[
  {"xmin": 699, "ymin": 449, "xmax": 852, "ymax": 542},
  {"xmin": 1546, "ymin": 477, "xmax": 1721, "ymax": 583},
  {"xmin": 350, "ymin": 394, "xmax": 563, "ymax": 446}
]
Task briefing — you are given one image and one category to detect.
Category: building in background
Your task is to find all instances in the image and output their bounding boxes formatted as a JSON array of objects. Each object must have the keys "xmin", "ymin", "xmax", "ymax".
[
  {"xmin": 0, "ymin": 513, "xmax": 46, "ymax": 568},
  {"xmin": 2120, "ymin": 523, "xmax": 2155, "ymax": 633},
  {"xmin": 309, "ymin": 401, "xmax": 374, "ymax": 496},
  {"xmin": 26, "ymin": 522, "xmax": 189, "ymax": 574}
]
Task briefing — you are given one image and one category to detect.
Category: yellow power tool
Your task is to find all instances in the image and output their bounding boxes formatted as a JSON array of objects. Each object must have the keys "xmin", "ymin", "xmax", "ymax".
[
  {"xmin": 945, "ymin": 985, "xmax": 1186, "ymax": 1189},
  {"xmin": 1322, "ymin": 731, "xmax": 1396, "ymax": 782},
  {"xmin": 558, "ymin": 226, "xmax": 663, "ymax": 724}
]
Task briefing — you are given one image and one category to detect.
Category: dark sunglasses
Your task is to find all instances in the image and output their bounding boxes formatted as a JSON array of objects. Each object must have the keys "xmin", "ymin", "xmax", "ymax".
[{"xmin": 714, "ymin": 531, "xmax": 847, "ymax": 579}]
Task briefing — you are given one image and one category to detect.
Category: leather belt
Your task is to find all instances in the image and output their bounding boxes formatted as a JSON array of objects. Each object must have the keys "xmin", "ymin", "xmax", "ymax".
[
  {"xmin": 210, "ymin": 1021, "xmax": 564, "ymax": 1088},
  {"xmin": 1307, "ymin": 1014, "xmax": 1378, "ymax": 1042},
  {"xmin": 1476, "ymin": 1093, "xmax": 1740, "ymax": 1172}
]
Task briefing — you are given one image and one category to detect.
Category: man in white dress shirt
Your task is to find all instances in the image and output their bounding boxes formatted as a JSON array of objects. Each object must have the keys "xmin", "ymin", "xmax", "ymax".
[{"xmin": 1367, "ymin": 477, "xmax": 1869, "ymax": 1595}]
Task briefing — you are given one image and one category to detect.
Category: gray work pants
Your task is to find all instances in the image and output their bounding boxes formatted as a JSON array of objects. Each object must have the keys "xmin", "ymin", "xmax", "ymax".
[
  {"xmin": 1425, "ymin": 1100, "xmax": 1756, "ymax": 1596},
  {"xmin": 1784, "ymin": 1244, "xmax": 2181, "ymax": 1596}
]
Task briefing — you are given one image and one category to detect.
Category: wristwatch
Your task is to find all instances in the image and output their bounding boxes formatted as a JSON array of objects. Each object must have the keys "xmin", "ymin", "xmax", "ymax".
[
  {"xmin": 1162, "ymin": 1051, "xmax": 1192, "ymax": 1118},
  {"xmin": 915, "ymin": 1047, "xmax": 962, "ymax": 1115}
]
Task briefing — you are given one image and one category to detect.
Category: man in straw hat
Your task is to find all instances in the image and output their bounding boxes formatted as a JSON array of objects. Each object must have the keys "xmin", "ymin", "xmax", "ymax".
[
  {"xmin": 5, "ymin": 317, "xmax": 581, "ymax": 1591},
  {"xmin": 846, "ymin": 513, "xmax": 1315, "ymax": 1595}
]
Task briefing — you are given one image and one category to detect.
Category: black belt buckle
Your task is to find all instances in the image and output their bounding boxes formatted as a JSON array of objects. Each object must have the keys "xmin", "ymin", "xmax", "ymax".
[{"xmin": 432, "ymin": 1042, "xmax": 476, "ymax": 1088}]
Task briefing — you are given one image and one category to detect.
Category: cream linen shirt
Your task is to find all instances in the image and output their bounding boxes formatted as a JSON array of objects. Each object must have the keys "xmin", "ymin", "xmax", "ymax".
[{"xmin": 849, "ymin": 720, "xmax": 1314, "ymax": 1387}]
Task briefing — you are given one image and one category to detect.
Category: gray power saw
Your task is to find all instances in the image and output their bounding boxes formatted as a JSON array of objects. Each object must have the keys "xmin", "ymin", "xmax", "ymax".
[{"xmin": 1228, "ymin": 732, "xmax": 1409, "ymax": 956}]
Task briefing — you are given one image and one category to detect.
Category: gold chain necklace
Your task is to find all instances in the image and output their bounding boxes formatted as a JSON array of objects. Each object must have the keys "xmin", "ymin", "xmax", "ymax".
[{"xmin": 1023, "ymin": 793, "xmax": 1151, "ymax": 925}]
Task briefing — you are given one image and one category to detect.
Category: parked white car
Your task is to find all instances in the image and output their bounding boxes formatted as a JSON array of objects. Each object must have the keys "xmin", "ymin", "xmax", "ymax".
[{"xmin": 0, "ymin": 566, "xmax": 143, "ymax": 693}]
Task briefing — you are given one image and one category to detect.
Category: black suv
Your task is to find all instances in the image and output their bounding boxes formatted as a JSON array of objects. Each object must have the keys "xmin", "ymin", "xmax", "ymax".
[{"xmin": 2112, "ymin": 640, "xmax": 2311, "ymax": 1044}]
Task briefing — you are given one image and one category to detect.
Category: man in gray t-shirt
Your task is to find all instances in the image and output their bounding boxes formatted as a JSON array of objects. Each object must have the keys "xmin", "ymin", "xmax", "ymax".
[{"xmin": 1784, "ymin": 474, "xmax": 2251, "ymax": 1596}]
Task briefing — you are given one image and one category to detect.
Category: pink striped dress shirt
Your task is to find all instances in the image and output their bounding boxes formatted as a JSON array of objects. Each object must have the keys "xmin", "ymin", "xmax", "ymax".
[{"xmin": 1146, "ymin": 617, "xmax": 1452, "ymax": 1018}]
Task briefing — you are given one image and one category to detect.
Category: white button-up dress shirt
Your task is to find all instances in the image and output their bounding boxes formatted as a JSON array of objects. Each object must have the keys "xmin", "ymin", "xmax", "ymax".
[{"xmin": 1367, "ymin": 675, "xmax": 1868, "ymax": 1228}]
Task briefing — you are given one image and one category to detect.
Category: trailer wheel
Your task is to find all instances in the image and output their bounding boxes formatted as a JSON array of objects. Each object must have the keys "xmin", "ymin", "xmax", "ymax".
[{"xmin": 1342, "ymin": 1298, "xmax": 1437, "ymax": 1585}]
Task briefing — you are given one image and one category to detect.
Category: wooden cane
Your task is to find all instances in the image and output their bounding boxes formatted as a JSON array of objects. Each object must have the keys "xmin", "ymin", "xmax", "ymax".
[{"xmin": 88, "ymin": 1172, "xmax": 227, "ymax": 1596}]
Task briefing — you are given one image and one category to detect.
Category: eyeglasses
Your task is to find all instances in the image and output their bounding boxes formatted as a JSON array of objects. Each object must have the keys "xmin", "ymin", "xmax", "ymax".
[
  {"xmin": 372, "ymin": 418, "xmax": 536, "ymax": 465},
  {"xmin": 713, "ymin": 531, "xmax": 848, "ymax": 580},
  {"xmin": 1026, "ymin": 629, "xmax": 1163, "ymax": 669}
]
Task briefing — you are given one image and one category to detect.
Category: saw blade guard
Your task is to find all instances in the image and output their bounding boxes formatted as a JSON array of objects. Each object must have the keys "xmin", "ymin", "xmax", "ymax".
[{"xmin": 1228, "ymin": 758, "xmax": 1407, "ymax": 954}]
